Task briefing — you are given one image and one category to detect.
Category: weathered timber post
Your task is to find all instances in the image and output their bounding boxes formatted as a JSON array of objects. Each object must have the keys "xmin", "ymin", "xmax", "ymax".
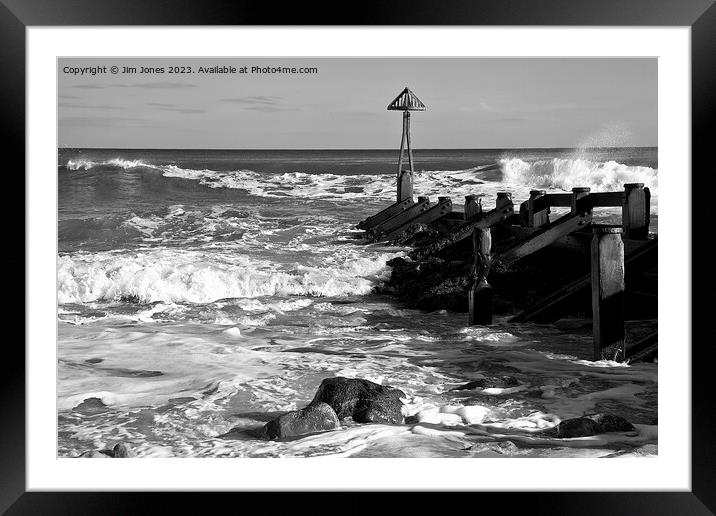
[
  {"xmin": 527, "ymin": 189, "xmax": 549, "ymax": 227},
  {"xmin": 591, "ymin": 227, "xmax": 625, "ymax": 361},
  {"xmin": 468, "ymin": 226, "xmax": 493, "ymax": 325},
  {"xmin": 464, "ymin": 194, "xmax": 483, "ymax": 221},
  {"xmin": 496, "ymin": 191, "xmax": 512, "ymax": 209},
  {"xmin": 622, "ymin": 183, "xmax": 651, "ymax": 239},
  {"xmin": 387, "ymin": 87, "xmax": 426, "ymax": 203},
  {"xmin": 397, "ymin": 169, "xmax": 413, "ymax": 202},
  {"xmin": 571, "ymin": 187, "xmax": 591, "ymax": 214}
]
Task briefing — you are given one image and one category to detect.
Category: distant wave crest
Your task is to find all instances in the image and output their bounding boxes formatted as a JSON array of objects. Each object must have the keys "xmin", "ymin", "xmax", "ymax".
[
  {"xmin": 498, "ymin": 157, "xmax": 657, "ymax": 192},
  {"xmin": 61, "ymin": 156, "xmax": 657, "ymax": 202}
]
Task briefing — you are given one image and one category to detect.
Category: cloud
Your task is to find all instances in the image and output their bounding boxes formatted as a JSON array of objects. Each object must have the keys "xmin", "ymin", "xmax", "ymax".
[
  {"xmin": 244, "ymin": 105, "xmax": 297, "ymax": 113},
  {"xmin": 148, "ymin": 102, "xmax": 207, "ymax": 114},
  {"xmin": 221, "ymin": 96, "xmax": 297, "ymax": 113},
  {"xmin": 59, "ymin": 116, "xmax": 152, "ymax": 127},
  {"xmin": 59, "ymin": 103, "xmax": 121, "ymax": 110},
  {"xmin": 70, "ymin": 82, "xmax": 196, "ymax": 90},
  {"xmin": 222, "ymin": 95, "xmax": 282, "ymax": 105}
]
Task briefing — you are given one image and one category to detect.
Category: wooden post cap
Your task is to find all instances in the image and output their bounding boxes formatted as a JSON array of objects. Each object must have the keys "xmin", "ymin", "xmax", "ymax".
[
  {"xmin": 438, "ymin": 196, "xmax": 451, "ymax": 204},
  {"xmin": 417, "ymin": 196, "xmax": 429, "ymax": 203},
  {"xmin": 572, "ymin": 187, "xmax": 591, "ymax": 193},
  {"xmin": 465, "ymin": 194, "xmax": 483, "ymax": 201},
  {"xmin": 593, "ymin": 226, "xmax": 623, "ymax": 234},
  {"xmin": 496, "ymin": 192, "xmax": 512, "ymax": 199},
  {"xmin": 624, "ymin": 182, "xmax": 644, "ymax": 189},
  {"xmin": 529, "ymin": 190, "xmax": 546, "ymax": 196}
]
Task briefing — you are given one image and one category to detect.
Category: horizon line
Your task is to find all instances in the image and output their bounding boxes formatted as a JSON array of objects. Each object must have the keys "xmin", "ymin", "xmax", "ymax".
[{"xmin": 58, "ymin": 145, "xmax": 658, "ymax": 151}]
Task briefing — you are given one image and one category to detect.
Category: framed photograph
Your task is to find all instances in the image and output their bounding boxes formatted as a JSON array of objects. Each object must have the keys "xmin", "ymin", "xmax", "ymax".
[{"xmin": 9, "ymin": 0, "xmax": 713, "ymax": 512}]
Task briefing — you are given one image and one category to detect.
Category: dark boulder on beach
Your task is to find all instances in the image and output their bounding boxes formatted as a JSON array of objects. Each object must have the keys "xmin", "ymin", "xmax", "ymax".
[
  {"xmin": 111, "ymin": 442, "xmax": 135, "ymax": 457},
  {"xmin": 545, "ymin": 413, "xmax": 635, "ymax": 438},
  {"xmin": 584, "ymin": 413, "xmax": 636, "ymax": 432},
  {"xmin": 260, "ymin": 402, "xmax": 340, "ymax": 440},
  {"xmin": 78, "ymin": 442, "xmax": 135, "ymax": 458},
  {"xmin": 79, "ymin": 450, "xmax": 113, "ymax": 458},
  {"xmin": 451, "ymin": 375, "xmax": 520, "ymax": 391},
  {"xmin": 73, "ymin": 397, "xmax": 109, "ymax": 415},
  {"xmin": 310, "ymin": 377, "xmax": 405, "ymax": 425}
]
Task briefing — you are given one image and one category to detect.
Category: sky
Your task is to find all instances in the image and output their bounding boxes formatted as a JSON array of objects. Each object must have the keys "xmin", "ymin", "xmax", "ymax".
[{"xmin": 58, "ymin": 57, "xmax": 657, "ymax": 149}]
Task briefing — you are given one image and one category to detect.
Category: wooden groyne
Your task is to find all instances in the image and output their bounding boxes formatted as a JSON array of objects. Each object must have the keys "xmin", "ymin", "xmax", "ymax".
[
  {"xmin": 358, "ymin": 180, "xmax": 656, "ymax": 362},
  {"xmin": 360, "ymin": 87, "xmax": 656, "ymax": 363}
]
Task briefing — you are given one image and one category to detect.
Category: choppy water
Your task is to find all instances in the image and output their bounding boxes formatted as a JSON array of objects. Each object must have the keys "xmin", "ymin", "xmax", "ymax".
[{"xmin": 58, "ymin": 147, "xmax": 658, "ymax": 458}]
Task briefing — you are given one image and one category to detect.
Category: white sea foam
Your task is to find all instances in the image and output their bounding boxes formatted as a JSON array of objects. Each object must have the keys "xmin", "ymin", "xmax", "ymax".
[
  {"xmin": 57, "ymin": 248, "xmax": 397, "ymax": 304},
  {"xmin": 63, "ymin": 157, "xmax": 658, "ymax": 205},
  {"xmin": 499, "ymin": 157, "xmax": 658, "ymax": 193},
  {"xmin": 66, "ymin": 158, "xmax": 153, "ymax": 170}
]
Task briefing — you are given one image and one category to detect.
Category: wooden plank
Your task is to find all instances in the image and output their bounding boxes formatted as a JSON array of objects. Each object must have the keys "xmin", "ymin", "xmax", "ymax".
[
  {"xmin": 356, "ymin": 198, "xmax": 415, "ymax": 230},
  {"xmin": 468, "ymin": 227, "xmax": 493, "ymax": 325},
  {"xmin": 528, "ymin": 190, "xmax": 550, "ymax": 227},
  {"xmin": 510, "ymin": 237, "xmax": 657, "ymax": 323},
  {"xmin": 622, "ymin": 183, "xmax": 650, "ymax": 239},
  {"xmin": 369, "ymin": 196, "xmax": 430, "ymax": 237},
  {"xmin": 397, "ymin": 169, "xmax": 413, "ymax": 202},
  {"xmin": 510, "ymin": 273, "xmax": 591, "ymax": 323},
  {"xmin": 530, "ymin": 191, "xmax": 624, "ymax": 212},
  {"xmin": 544, "ymin": 193, "xmax": 572, "ymax": 207},
  {"xmin": 571, "ymin": 187, "xmax": 591, "ymax": 214},
  {"xmin": 625, "ymin": 331, "xmax": 658, "ymax": 362},
  {"xmin": 591, "ymin": 227, "xmax": 625, "ymax": 361},
  {"xmin": 464, "ymin": 194, "xmax": 483, "ymax": 220},
  {"xmin": 590, "ymin": 191, "xmax": 625, "ymax": 207},
  {"xmin": 380, "ymin": 197, "xmax": 453, "ymax": 241},
  {"xmin": 497, "ymin": 209, "xmax": 593, "ymax": 266},
  {"xmin": 408, "ymin": 199, "xmax": 514, "ymax": 260}
]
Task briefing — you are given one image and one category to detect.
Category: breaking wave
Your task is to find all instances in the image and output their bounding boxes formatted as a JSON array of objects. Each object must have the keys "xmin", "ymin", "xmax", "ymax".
[
  {"xmin": 61, "ymin": 156, "xmax": 657, "ymax": 202},
  {"xmin": 66, "ymin": 158, "xmax": 152, "ymax": 170},
  {"xmin": 57, "ymin": 248, "xmax": 399, "ymax": 304},
  {"xmin": 499, "ymin": 157, "xmax": 658, "ymax": 193}
]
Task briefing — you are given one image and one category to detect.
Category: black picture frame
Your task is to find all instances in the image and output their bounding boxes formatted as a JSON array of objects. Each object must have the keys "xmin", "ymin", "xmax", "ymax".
[{"xmin": 6, "ymin": 0, "xmax": 713, "ymax": 513}]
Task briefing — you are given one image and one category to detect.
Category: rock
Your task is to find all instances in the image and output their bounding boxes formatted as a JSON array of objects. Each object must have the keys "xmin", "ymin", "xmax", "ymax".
[
  {"xmin": 79, "ymin": 450, "xmax": 112, "ymax": 458},
  {"xmin": 78, "ymin": 442, "xmax": 135, "ymax": 458},
  {"xmin": 260, "ymin": 402, "xmax": 340, "ymax": 440},
  {"xmin": 545, "ymin": 413, "xmax": 635, "ymax": 438},
  {"xmin": 584, "ymin": 413, "xmax": 635, "ymax": 432},
  {"xmin": 112, "ymin": 442, "xmax": 135, "ymax": 458},
  {"xmin": 310, "ymin": 377, "xmax": 405, "ymax": 425},
  {"xmin": 73, "ymin": 397, "xmax": 109, "ymax": 415},
  {"xmin": 550, "ymin": 417, "xmax": 601, "ymax": 437},
  {"xmin": 354, "ymin": 393, "xmax": 404, "ymax": 424},
  {"xmin": 451, "ymin": 376, "xmax": 520, "ymax": 391}
]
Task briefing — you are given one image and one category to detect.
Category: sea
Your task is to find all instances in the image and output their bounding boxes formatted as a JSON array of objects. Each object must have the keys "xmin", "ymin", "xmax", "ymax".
[{"xmin": 57, "ymin": 147, "xmax": 658, "ymax": 458}]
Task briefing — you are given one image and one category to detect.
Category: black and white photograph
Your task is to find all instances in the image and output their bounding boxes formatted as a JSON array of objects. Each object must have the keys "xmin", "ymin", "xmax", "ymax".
[{"xmin": 55, "ymin": 56, "xmax": 660, "ymax": 459}]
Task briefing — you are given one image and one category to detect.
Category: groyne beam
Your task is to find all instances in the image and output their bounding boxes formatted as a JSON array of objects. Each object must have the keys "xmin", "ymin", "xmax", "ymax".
[
  {"xmin": 497, "ymin": 187, "xmax": 593, "ymax": 267},
  {"xmin": 356, "ymin": 198, "xmax": 415, "ymax": 231},
  {"xmin": 378, "ymin": 197, "xmax": 454, "ymax": 242},
  {"xmin": 368, "ymin": 196, "xmax": 430, "ymax": 238},
  {"xmin": 591, "ymin": 227, "xmax": 626, "ymax": 361},
  {"xmin": 409, "ymin": 193, "xmax": 514, "ymax": 261},
  {"xmin": 521, "ymin": 189, "xmax": 550, "ymax": 228},
  {"xmin": 468, "ymin": 226, "xmax": 493, "ymax": 325},
  {"xmin": 509, "ymin": 236, "xmax": 656, "ymax": 323},
  {"xmin": 623, "ymin": 183, "xmax": 651, "ymax": 239}
]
